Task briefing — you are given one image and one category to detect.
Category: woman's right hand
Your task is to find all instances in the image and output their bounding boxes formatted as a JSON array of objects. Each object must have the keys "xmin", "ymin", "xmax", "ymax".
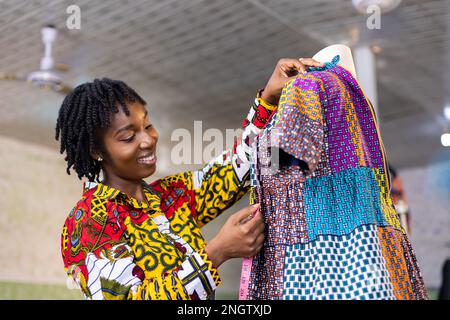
[
  {"xmin": 205, "ymin": 204, "xmax": 265, "ymax": 268},
  {"xmin": 261, "ymin": 58, "xmax": 324, "ymax": 105}
]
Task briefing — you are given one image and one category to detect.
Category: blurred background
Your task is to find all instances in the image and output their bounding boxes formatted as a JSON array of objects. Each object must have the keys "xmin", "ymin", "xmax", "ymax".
[{"xmin": 0, "ymin": 0, "xmax": 449, "ymax": 299}]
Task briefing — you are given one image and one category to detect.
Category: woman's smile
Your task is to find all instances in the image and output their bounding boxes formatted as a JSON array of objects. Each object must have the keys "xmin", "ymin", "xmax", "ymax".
[{"xmin": 137, "ymin": 151, "xmax": 157, "ymax": 166}]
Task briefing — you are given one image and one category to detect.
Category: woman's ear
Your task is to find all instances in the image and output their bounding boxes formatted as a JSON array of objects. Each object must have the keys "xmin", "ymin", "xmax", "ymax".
[
  {"xmin": 90, "ymin": 148, "xmax": 102, "ymax": 162},
  {"xmin": 91, "ymin": 131, "xmax": 107, "ymax": 162},
  {"xmin": 91, "ymin": 153, "xmax": 101, "ymax": 162}
]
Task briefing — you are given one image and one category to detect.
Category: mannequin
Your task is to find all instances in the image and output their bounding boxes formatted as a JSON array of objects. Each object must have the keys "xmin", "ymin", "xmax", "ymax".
[{"xmin": 312, "ymin": 44, "xmax": 357, "ymax": 79}]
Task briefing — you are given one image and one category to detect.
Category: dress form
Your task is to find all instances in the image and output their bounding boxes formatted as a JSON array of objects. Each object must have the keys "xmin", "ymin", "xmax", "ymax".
[{"xmin": 312, "ymin": 44, "xmax": 357, "ymax": 79}]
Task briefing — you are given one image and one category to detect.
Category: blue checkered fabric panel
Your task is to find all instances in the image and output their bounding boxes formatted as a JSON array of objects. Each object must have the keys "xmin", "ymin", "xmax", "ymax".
[{"xmin": 283, "ymin": 224, "xmax": 395, "ymax": 300}]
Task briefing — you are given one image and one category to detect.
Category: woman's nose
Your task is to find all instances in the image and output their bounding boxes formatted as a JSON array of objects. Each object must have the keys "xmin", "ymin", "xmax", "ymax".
[{"xmin": 140, "ymin": 131, "xmax": 157, "ymax": 149}]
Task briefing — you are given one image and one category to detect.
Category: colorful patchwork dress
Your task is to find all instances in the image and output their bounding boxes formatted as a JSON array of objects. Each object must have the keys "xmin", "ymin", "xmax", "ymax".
[
  {"xmin": 60, "ymin": 92, "xmax": 277, "ymax": 300},
  {"xmin": 240, "ymin": 59, "xmax": 428, "ymax": 300}
]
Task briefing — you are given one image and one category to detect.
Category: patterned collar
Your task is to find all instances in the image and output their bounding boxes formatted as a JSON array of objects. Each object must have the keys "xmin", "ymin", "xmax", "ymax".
[{"xmin": 89, "ymin": 181, "xmax": 162, "ymax": 212}]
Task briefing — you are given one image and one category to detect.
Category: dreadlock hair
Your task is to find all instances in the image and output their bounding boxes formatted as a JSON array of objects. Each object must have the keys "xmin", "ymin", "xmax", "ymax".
[{"xmin": 55, "ymin": 78, "xmax": 146, "ymax": 182}]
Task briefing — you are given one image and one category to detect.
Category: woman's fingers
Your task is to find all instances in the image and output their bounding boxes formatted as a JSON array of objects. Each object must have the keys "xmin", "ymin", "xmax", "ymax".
[
  {"xmin": 279, "ymin": 65, "xmax": 289, "ymax": 77},
  {"xmin": 253, "ymin": 219, "xmax": 265, "ymax": 236},
  {"xmin": 279, "ymin": 58, "xmax": 324, "ymax": 77},
  {"xmin": 280, "ymin": 59, "xmax": 304, "ymax": 76},
  {"xmin": 251, "ymin": 233, "xmax": 265, "ymax": 256},
  {"xmin": 246, "ymin": 209, "xmax": 264, "ymax": 232},
  {"xmin": 237, "ymin": 204, "xmax": 260, "ymax": 225},
  {"xmin": 256, "ymin": 232, "xmax": 265, "ymax": 245},
  {"xmin": 299, "ymin": 57, "xmax": 324, "ymax": 68}
]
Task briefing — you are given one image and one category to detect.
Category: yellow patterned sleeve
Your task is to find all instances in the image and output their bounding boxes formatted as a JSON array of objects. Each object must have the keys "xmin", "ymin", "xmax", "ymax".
[{"xmin": 191, "ymin": 156, "xmax": 249, "ymax": 228}]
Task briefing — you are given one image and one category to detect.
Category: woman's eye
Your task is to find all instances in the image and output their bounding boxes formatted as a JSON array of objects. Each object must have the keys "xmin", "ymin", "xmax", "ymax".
[
  {"xmin": 123, "ymin": 135, "xmax": 135, "ymax": 142},
  {"xmin": 145, "ymin": 124, "xmax": 153, "ymax": 130}
]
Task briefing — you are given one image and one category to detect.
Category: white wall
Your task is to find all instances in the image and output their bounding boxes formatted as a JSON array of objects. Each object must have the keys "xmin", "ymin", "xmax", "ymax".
[{"xmin": 0, "ymin": 135, "xmax": 79, "ymax": 284}]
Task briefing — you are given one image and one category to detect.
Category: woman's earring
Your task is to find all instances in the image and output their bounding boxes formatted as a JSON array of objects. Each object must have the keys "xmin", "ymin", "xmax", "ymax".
[{"xmin": 98, "ymin": 157, "xmax": 103, "ymax": 162}]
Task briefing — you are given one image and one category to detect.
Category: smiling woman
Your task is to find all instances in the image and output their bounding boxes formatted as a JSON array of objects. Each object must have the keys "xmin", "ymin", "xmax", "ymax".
[
  {"xmin": 54, "ymin": 77, "xmax": 271, "ymax": 300},
  {"xmin": 55, "ymin": 58, "xmax": 323, "ymax": 301}
]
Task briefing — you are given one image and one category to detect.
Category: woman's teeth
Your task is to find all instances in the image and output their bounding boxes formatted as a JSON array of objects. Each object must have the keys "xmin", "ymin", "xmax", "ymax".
[{"xmin": 137, "ymin": 154, "xmax": 156, "ymax": 164}]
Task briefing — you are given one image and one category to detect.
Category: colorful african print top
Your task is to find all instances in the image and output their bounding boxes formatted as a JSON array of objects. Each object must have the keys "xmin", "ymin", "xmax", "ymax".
[
  {"xmin": 241, "ymin": 60, "xmax": 428, "ymax": 300},
  {"xmin": 61, "ymin": 92, "xmax": 277, "ymax": 300}
]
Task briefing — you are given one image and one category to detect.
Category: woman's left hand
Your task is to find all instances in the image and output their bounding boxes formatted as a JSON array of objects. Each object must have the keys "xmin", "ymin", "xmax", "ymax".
[{"xmin": 261, "ymin": 58, "xmax": 324, "ymax": 105}]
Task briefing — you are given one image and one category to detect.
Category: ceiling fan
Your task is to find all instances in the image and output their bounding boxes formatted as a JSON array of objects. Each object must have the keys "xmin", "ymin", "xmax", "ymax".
[{"xmin": 0, "ymin": 25, "xmax": 73, "ymax": 95}]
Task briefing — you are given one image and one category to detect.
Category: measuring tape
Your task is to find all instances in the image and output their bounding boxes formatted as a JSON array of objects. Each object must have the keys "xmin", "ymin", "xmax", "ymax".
[{"xmin": 239, "ymin": 257, "xmax": 253, "ymax": 300}]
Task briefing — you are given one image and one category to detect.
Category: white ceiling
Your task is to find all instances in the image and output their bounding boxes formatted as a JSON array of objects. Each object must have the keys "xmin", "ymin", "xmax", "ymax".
[{"xmin": 1, "ymin": 0, "xmax": 449, "ymax": 170}]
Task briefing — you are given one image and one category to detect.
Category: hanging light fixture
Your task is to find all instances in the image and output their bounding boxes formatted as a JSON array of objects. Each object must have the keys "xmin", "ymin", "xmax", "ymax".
[
  {"xmin": 352, "ymin": 0, "xmax": 402, "ymax": 14},
  {"xmin": 444, "ymin": 105, "xmax": 450, "ymax": 121},
  {"xmin": 441, "ymin": 133, "xmax": 450, "ymax": 147},
  {"xmin": 442, "ymin": 105, "xmax": 450, "ymax": 147}
]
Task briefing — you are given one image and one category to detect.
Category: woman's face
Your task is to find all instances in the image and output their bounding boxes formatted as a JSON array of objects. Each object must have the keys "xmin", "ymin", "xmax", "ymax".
[{"xmin": 98, "ymin": 101, "xmax": 159, "ymax": 182}]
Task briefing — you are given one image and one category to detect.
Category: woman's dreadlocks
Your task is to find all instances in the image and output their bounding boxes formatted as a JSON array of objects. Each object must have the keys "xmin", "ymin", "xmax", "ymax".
[{"xmin": 55, "ymin": 78, "xmax": 146, "ymax": 182}]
